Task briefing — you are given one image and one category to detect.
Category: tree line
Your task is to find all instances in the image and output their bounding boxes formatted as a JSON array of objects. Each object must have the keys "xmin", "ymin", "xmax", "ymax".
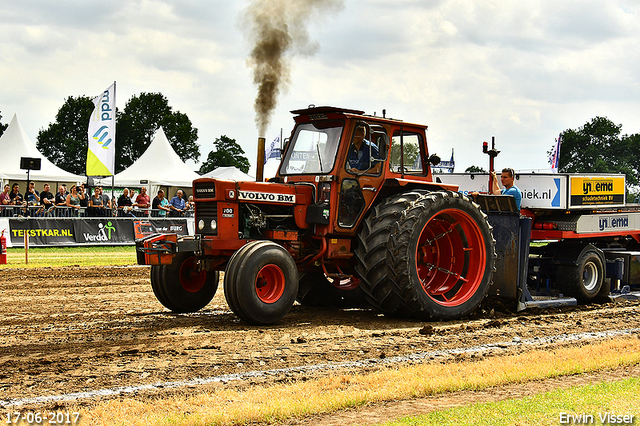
[
  {"xmin": 1, "ymin": 106, "xmax": 638, "ymax": 188},
  {"xmin": 0, "ymin": 93, "xmax": 250, "ymax": 176}
]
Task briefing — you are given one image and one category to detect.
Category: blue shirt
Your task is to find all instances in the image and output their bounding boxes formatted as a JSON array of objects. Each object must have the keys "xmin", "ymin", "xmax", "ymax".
[
  {"xmin": 170, "ymin": 195, "xmax": 186, "ymax": 210},
  {"xmin": 347, "ymin": 140, "xmax": 380, "ymax": 171},
  {"xmin": 502, "ymin": 186, "xmax": 522, "ymax": 211}
]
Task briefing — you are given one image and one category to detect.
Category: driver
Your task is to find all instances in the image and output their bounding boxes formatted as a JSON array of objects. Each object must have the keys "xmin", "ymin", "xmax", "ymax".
[{"xmin": 347, "ymin": 123, "xmax": 380, "ymax": 172}]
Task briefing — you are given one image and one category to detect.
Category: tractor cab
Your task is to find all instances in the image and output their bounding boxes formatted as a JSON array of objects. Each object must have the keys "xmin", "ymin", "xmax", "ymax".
[{"xmin": 274, "ymin": 106, "xmax": 448, "ymax": 234}]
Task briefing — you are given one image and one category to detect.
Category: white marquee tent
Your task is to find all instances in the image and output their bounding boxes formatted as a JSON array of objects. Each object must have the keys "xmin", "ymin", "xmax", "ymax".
[
  {"xmin": 0, "ymin": 114, "xmax": 85, "ymax": 184},
  {"xmin": 201, "ymin": 166, "xmax": 254, "ymax": 181}
]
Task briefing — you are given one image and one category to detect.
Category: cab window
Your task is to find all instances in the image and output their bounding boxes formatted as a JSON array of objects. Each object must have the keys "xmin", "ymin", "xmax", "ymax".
[
  {"xmin": 389, "ymin": 131, "xmax": 424, "ymax": 174},
  {"xmin": 345, "ymin": 123, "xmax": 387, "ymax": 176}
]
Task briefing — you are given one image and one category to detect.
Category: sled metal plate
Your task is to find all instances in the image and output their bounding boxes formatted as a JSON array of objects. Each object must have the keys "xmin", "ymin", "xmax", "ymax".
[
  {"xmin": 524, "ymin": 297, "xmax": 577, "ymax": 309},
  {"xmin": 137, "ymin": 233, "xmax": 178, "ymax": 266}
]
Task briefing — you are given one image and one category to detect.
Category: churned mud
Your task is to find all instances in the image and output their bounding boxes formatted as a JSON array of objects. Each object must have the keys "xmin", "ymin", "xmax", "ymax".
[{"xmin": 0, "ymin": 265, "xmax": 638, "ymax": 417}]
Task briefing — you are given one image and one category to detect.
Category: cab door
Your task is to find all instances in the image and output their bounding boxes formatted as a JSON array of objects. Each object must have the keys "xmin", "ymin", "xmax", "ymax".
[{"xmin": 336, "ymin": 123, "xmax": 389, "ymax": 232}]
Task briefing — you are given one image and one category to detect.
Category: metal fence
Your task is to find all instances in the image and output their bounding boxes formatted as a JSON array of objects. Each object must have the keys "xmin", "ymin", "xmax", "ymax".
[{"xmin": 0, "ymin": 205, "xmax": 195, "ymax": 219}]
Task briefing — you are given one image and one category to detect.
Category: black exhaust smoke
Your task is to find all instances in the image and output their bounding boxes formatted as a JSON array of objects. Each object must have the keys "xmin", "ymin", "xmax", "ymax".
[{"xmin": 242, "ymin": 0, "xmax": 344, "ymax": 137}]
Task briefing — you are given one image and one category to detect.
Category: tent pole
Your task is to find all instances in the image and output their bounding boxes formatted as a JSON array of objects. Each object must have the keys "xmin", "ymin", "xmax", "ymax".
[{"xmin": 111, "ymin": 175, "xmax": 115, "ymax": 213}]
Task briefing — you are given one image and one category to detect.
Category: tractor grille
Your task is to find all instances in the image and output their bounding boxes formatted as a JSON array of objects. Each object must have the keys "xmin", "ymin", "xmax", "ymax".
[{"xmin": 195, "ymin": 202, "xmax": 218, "ymax": 235}]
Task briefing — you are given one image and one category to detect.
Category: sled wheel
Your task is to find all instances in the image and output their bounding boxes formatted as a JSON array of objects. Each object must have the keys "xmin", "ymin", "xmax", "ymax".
[
  {"xmin": 389, "ymin": 191, "xmax": 495, "ymax": 319},
  {"xmin": 557, "ymin": 248, "xmax": 604, "ymax": 303},
  {"xmin": 155, "ymin": 252, "xmax": 219, "ymax": 313},
  {"xmin": 224, "ymin": 241, "xmax": 298, "ymax": 325}
]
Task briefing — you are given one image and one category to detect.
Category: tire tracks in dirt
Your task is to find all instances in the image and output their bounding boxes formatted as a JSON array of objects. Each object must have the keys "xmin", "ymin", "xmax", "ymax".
[{"xmin": 0, "ymin": 266, "xmax": 638, "ymax": 409}]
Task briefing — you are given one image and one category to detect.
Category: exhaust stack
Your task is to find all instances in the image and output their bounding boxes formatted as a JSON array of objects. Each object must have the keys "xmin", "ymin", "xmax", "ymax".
[{"xmin": 256, "ymin": 137, "xmax": 266, "ymax": 182}]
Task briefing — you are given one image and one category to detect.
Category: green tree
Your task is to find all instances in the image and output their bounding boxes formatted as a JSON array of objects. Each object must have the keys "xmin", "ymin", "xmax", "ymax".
[
  {"xmin": 554, "ymin": 116, "xmax": 640, "ymax": 186},
  {"xmin": 199, "ymin": 135, "xmax": 250, "ymax": 174},
  {"xmin": 0, "ymin": 112, "xmax": 8, "ymax": 137},
  {"xmin": 465, "ymin": 165, "xmax": 486, "ymax": 173},
  {"xmin": 37, "ymin": 92, "xmax": 201, "ymax": 176},
  {"xmin": 36, "ymin": 96, "xmax": 95, "ymax": 175},
  {"xmin": 116, "ymin": 92, "xmax": 200, "ymax": 173}
]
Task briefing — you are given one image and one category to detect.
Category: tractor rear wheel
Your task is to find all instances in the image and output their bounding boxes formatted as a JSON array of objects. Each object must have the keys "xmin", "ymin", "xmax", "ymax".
[
  {"xmin": 355, "ymin": 190, "xmax": 430, "ymax": 314},
  {"xmin": 224, "ymin": 241, "xmax": 298, "ymax": 325},
  {"xmin": 152, "ymin": 252, "xmax": 219, "ymax": 313},
  {"xmin": 388, "ymin": 191, "xmax": 495, "ymax": 319}
]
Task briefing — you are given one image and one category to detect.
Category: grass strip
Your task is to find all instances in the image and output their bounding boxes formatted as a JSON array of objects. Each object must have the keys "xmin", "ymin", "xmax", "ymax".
[
  {"xmin": 79, "ymin": 337, "xmax": 640, "ymax": 426},
  {"xmin": 0, "ymin": 246, "xmax": 137, "ymax": 268},
  {"xmin": 380, "ymin": 376, "xmax": 640, "ymax": 426}
]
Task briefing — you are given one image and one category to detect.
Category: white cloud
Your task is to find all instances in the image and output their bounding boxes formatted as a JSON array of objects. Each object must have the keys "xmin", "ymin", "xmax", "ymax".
[{"xmin": 1, "ymin": 0, "xmax": 639, "ymax": 174}]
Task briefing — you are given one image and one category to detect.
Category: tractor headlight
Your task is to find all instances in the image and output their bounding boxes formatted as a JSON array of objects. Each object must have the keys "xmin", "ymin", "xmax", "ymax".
[
  {"xmin": 210, "ymin": 219, "xmax": 217, "ymax": 231},
  {"xmin": 198, "ymin": 220, "xmax": 205, "ymax": 231}
]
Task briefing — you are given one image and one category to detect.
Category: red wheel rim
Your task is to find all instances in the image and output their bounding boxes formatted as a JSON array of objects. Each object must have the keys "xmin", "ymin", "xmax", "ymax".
[
  {"xmin": 330, "ymin": 276, "xmax": 360, "ymax": 290},
  {"xmin": 415, "ymin": 208, "xmax": 486, "ymax": 307},
  {"xmin": 255, "ymin": 264, "xmax": 286, "ymax": 304},
  {"xmin": 179, "ymin": 257, "xmax": 207, "ymax": 293}
]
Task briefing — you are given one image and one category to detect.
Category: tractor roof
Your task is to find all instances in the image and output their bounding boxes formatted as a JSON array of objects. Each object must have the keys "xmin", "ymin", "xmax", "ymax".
[{"xmin": 291, "ymin": 106, "xmax": 365, "ymax": 116}]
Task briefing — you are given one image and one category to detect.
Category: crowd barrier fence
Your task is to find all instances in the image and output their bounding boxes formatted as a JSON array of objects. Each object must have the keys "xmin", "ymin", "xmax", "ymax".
[{"xmin": 0, "ymin": 212, "xmax": 194, "ymax": 248}]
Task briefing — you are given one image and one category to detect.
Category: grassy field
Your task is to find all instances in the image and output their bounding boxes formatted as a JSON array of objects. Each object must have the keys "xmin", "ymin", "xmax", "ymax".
[
  {"xmin": 379, "ymin": 377, "xmax": 639, "ymax": 426},
  {"xmin": 82, "ymin": 338, "xmax": 640, "ymax": 425},
  {"xmin": 0, "ymin": 246, "xmax": 137, "ymax": 268}
]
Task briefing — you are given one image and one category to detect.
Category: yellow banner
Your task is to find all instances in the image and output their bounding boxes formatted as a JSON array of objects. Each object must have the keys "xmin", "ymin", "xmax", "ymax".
[{"xmin": 569, "ymin": 175, "xmax": 625, "ymax": 206}]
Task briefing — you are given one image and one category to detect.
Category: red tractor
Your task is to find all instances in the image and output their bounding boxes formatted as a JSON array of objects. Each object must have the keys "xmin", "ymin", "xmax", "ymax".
[{"xmin": 137, "ymin": 106, "xmax": 496, "ymax": 325}]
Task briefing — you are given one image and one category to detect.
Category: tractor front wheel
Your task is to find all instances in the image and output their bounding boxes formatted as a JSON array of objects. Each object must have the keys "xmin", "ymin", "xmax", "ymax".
[
  {"xmin": 224, "ymin": 241, "xmax": 298, "ymax": 325},
  {"xmin": 151, "ymin": 252, "xmax": 219, "ymax": 313}
]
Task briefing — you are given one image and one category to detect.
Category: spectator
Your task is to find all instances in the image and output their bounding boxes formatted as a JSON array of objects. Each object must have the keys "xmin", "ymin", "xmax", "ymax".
[
  {"xmin": 117, "ymin": 188, "xmax": 134, "ymax": 217},
  {"xmin": 25, "ymin": 181, "xmax": 40, "ymax": 205},
  {"xmin": 78, "ymin": 184, "xmax": 88, "ymax": 209},
  {"xmin": 185, "ymin": 195, "xmax": 195, "ymax": 217},
  {"xmin": 169, "ymin": 190, "xmax": 186, "ymax": 217},
  {"xmin": 99, "ymin": 187, "xmax": 112, "ymax": 216},
  {"xmin": 0, "ymin": 184, "xmax": 10, "ymax": 216},
  {"xmin": 9, "ymin": 184, "xmax": 26, "ymax": 217},
  {"xmin": 152, "ymin": 190, "xmax": 170, "ymax": 217},
  {"xmin": 134, "ymin": 187, "xmax": 150, "ymax": 215},
  {"xmin": 0, "ymin": 184, "xmax": 10, "ymax": 206},
  {"xmin": 39, "ymin": 183, "xmax": 55, "ymax": 215},
  {"xmin": 9, "ymin": 183, "xmax": 25, "ymax": 206},
  {"xmin": 89, "ymin": 187, "xmax": 105, "ymax": 217},
  {"xmin": 66, "ymin": 184, "xmax": 82, "ymax": 215},
  {"xmin": 55, "ymin": 185, "xmax": 67, "ymax": 206}
]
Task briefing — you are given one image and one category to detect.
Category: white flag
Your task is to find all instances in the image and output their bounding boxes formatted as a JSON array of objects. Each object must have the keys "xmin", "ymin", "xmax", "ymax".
[
  {"xmin": 87, "ymin": 82, "xmax": 116, "ymax": 176},
  {"xmin": 265, "ymin": 135, "xmax": 281, "ymax": 164}
]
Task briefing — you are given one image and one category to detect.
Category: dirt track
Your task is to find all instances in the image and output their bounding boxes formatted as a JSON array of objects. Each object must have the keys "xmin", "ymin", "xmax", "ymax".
[{"xmin": 0, "ymin": 265, "xmax": 639, "ymax": 411}]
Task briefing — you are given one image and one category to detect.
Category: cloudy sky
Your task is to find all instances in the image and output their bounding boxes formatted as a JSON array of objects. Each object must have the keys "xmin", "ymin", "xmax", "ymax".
[{"xmin": 2, "ymin": 0, "xmax": 639, "ymax": 176}]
